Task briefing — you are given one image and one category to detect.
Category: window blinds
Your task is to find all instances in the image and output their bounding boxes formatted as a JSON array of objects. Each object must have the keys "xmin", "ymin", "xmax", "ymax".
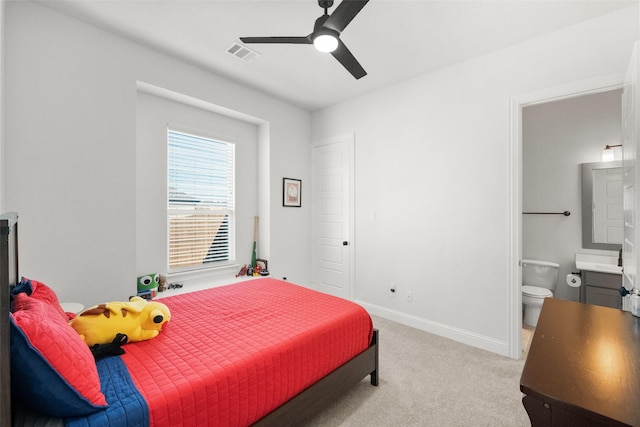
[{"xmin": 167, "ymin": 129, "xmax": 235, "ymax": 271}]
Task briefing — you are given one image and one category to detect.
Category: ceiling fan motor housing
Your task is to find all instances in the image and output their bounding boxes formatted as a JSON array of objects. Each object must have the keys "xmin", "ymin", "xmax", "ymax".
[{"xmin": 314, "ymin": 14, "xmax": 330, "ymax": 32}]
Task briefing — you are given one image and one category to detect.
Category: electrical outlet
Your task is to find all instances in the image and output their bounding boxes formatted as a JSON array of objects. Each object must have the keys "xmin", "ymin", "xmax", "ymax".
[
  {"xmin": 390, "ymin": 282, "xmax": 396, "ymax": 297},
  {"xmin": 405, "ymin": 290, "xmax": 413, "ymax": 302}
]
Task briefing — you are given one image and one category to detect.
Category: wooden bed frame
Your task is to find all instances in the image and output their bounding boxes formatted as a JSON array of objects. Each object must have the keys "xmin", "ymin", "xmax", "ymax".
[
  {"xmin": 256, "ymin": 329, "xmax": 378, "ymax": 426},
  {"xmin": 1, "ymin": 213, "xmax": 18, "ymax": 426},
  {"xmin": 0, "ymin": 213, "xmax": 378, "ymax": 426}
]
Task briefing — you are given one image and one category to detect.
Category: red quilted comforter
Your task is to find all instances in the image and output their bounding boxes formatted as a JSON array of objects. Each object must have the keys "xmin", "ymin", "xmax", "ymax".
[{"xmin": 120, "ymin": 278, "xmax": 373, "ymax": 426}]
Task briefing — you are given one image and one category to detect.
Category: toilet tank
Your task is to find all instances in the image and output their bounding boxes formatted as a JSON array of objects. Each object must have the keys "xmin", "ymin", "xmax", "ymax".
[{"xmin": 522, "ymin": 259, "xmax": 560, "ymax": 290}]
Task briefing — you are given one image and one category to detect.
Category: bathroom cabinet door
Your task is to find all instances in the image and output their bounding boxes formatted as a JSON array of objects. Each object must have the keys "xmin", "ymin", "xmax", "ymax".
[
  {"xmin": 581, "ymin": 271, "xmax": 622, "ymax": 309},
  {"xmin": 585, "ymin": 286, "xmax": 622, "ymax": 309}
]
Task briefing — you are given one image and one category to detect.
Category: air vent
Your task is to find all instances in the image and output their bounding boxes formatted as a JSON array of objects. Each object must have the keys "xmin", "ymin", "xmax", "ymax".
[{"xmin": 226, "ymin": 42, "xmax": 260, "ymax": 62}]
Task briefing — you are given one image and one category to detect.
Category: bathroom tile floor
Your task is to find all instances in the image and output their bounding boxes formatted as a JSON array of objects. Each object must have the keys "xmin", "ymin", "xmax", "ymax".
[{"xmin": 522, "ymin": 324, "xmax": 535, "ymax": 359}]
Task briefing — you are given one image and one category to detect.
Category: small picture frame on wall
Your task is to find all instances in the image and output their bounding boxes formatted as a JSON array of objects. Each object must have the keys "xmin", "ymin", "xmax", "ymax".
[{"xmin": 283, "ymin": 178, "xmax": 302, "ymax": 207}]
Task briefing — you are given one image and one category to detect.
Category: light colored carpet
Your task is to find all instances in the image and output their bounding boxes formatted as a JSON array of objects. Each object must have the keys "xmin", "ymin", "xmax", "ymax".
[{"xmin": 307, "ymin": 315, "xmax": 530, "ymax": 426}]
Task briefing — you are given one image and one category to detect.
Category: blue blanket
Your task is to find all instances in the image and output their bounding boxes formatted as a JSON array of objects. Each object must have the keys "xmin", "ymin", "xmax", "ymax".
[{"xmin": 65, "ymin": 356, "xmax": 148, "ymax": 427}]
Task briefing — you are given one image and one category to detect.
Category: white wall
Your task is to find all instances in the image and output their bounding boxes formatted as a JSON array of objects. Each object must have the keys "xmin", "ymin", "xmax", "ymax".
[
  {"xmin": 311, "ymin": 5, "xmax": 639, "ymax": 356},
  {"xmin": 523, "ymin": 89, "xmax": 623, "ymax": 302},
  {"xmin": 3, "ymin": 1, "xmax": 311, "ymax": 306}
]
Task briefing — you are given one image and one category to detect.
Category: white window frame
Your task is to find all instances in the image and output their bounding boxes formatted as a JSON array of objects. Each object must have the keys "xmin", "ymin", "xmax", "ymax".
[{"xmin": 167, "ymin": 127, "xmax": 236, "ymax": 274}]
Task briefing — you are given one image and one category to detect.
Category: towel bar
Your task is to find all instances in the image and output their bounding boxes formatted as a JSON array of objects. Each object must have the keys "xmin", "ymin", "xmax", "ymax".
[{"xmin": 523, "ymin": 211, "xmax": 570, "ymax": 216}]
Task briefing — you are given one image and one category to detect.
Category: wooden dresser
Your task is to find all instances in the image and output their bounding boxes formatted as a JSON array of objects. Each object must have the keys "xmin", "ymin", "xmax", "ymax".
[{"xmin": 520, "ymin": 298, "xmax": 640, "ymax": 426}]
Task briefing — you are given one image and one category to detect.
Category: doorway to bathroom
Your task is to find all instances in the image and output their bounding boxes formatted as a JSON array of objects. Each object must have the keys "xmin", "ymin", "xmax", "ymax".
[
  {"xmin": 510, "ymin": 74, "xmax": 625, "ymax": 359},
  {"xmin": 522, "ymin": 89, "xmax": 623, "ymax": 299}
]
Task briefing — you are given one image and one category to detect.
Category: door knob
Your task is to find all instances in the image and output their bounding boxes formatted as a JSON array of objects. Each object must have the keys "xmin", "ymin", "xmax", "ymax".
[{"xmin": 343, "ymin": 241, "xmax": 348, "ymax": 246}]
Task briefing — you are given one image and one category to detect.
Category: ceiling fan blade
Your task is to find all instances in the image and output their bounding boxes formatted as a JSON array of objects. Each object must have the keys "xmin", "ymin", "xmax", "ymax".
[
  {"xmin": 323, "ymin": 0, "xmax": 369, "ymax": 33},
  {"xmin": 240, "ymin": 36, "xmax": 311, "ymax": 44},
  {"xmin": 331, "ymin": 39, "xmax": 366, "ymax": 79}
]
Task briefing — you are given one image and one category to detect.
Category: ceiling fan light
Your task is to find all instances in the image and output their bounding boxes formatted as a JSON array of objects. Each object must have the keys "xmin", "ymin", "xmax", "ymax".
[{"xmin": 313, "ymin": 34, "xmax": 338, "ymax": 53}]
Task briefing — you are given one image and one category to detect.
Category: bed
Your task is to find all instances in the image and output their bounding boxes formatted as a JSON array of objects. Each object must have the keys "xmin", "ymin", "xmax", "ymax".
[{"xmin": 0, "ymin": 213, "xmax": 379, "ymax": 426}]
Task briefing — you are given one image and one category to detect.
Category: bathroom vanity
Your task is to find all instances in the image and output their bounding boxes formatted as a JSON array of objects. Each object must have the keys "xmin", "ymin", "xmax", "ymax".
[
  {"xmin": 520, "ymin": 298, "xmax": 640, "ymax": 426},
  {"xmin": 575, "ymin": 253, "xmax": 623, "ymax": 309}
]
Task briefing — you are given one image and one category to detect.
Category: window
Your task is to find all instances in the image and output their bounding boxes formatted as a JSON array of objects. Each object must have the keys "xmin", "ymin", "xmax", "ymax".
[{"xmin": 167, "ymin": 129, "xmax": 235, "ymax": 272}]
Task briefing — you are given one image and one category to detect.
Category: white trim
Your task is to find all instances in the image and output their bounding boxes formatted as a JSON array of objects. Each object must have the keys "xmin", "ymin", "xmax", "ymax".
[
  {"xmin": 360, "ymin": 301, "xmax": 510, "ymax": 356},
  {"xmin": 167, "ymin": 122, "xmax": 237, "ymax": 147},
  {"xmin": 508, "ymin": 72, "xmax": 625, "ymax": 359},
  {"xmin": 508, "ymin": 96, "xmax": 523, "ymax": 360},
  {"xmin": 513, "ymin": 73, "xmax": 624, "ymax": 107},
  {"xmin": 136, "ymin": 81, "xmax": 267, "ymax": 126}
]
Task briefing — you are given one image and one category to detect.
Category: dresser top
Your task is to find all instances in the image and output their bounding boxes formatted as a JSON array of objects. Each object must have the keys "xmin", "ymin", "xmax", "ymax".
[{"xmin": 520, "ymin": 298, "xmax": 640, "ymax": 426}]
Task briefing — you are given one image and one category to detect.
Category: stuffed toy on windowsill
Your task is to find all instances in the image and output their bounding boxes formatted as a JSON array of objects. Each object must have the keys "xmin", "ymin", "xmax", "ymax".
[
  {"xmin": 137, "ymin": 273, "xmax": 160, "ymax": 299},
  {"xmin": 69, "ymin": 296, "xmax": 171, "ymax": 348}
]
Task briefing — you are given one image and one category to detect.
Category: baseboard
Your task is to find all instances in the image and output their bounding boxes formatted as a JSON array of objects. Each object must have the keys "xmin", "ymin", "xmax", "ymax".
[{"xmin": 357, "ymin": 300, "xmax": 511, "ymax": 358}]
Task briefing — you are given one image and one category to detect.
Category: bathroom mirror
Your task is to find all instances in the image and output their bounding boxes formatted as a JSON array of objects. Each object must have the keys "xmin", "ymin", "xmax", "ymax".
[{"xmin": 581, "ymin": 161, "xmax": 623, "ymax": 250}]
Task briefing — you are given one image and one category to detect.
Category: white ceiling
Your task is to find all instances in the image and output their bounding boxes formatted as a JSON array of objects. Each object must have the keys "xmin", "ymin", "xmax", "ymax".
[{"xmin": 38, "ymin": 0, "xmax": 637, "ymax": 112}]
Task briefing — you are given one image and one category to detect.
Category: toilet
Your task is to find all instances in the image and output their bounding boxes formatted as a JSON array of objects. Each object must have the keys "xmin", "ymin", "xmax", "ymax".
[{"xmin": 522, "ymin": 259, "xmax": 559, "ymax": 327}]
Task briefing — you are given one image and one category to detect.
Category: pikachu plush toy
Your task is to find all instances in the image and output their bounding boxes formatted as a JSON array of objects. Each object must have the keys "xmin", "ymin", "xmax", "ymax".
[{"xmin": 69, "ymin": 296, "xmax": 171, "ymax": 347}]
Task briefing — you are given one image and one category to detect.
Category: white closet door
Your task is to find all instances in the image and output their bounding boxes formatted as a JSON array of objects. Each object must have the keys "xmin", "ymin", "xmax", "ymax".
[{"xmin": 311, "ymin": 134, "xmax": 354, "ymax": 300}]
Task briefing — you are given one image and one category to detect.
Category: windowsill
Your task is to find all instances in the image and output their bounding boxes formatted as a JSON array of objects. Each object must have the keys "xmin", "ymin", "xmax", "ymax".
[
  {"xmin": 156, "ymin": 265, "xmax": 259, "ymax": 298},
  {"xmin": 168, "ymin": 263, "xmax": 239, "ymax": 282}
]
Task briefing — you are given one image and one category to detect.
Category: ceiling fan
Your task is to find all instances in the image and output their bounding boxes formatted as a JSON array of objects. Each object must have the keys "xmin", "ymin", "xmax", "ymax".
[{"xmin": 240, "ymin": 0, "xmax": 369, "ymax": 79}]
